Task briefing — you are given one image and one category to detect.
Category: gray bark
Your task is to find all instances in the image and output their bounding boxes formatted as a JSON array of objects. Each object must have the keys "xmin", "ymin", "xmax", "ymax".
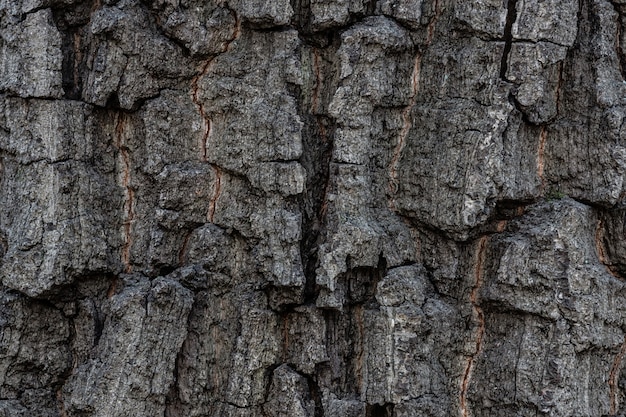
[{"xmin": 1, "ymin": 0, "xmax": 626, "ymax": 416}]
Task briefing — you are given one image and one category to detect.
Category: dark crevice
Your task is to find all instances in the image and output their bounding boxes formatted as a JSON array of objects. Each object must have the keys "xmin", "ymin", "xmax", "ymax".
[
  {"xmin": 105, "ymin": 92, "xmax": 122, "ymax": 109},
  {"xmin": 490, "ymin": 201, "xmax": 529, "ymax": 227},
  {"xmin": 157, "ymin": 265, "xmax": 177, "ymax": 277},
  {"xmin": 299, "ymin": 46, "xmax": 336, "ymax": 306},
  {"xmin": 366, "ymin": 0, "xmax": 378, "ymax": 15},
  {"xmin": 0, "ymin": 93, "xmax": 76, "ymax": 102},
  {"xmin": 500, "ymin": 0, "xmax": 518, "ymax": 80},
  {"xmin": 290, "ymin": 0, "xmax": 312, "ymax": 31},
  {"xmin": 262, "ymin": 362, "xmax": 283, "ymax": 405},
  {"xmin": 366, "ymin": 403, "xmax": 395, "ymax": 417},
  {"xmin": 570, "ymin": 195, "xmax": 614, "ymax": 210},
  {"xmin": 242, "ymin": 22, "xmax": 296, "ymax": 33},
  {"xmin": 220, "ymin": 400, "xmax": 255, "ymax": 409},
  {"xmin": 92, "ymin": 299, "xmax": 105, "ymax": 346},
  {"xmin": 507, "ymin": 90, "xmax": 545, "ymax": 127},
  {"xmin": 300, "ymin": 129, "xmax": 333, "ymax": 304},
  {"xmin": 58, "ymin": 26, "xmax": 84, "ymax": 99},
  {"xmin": 302, "ymin": 372, "xmax": 325, "ymax": 417},
  {"xmin": 344, "ymin": 254, "xmax": 387, "ymax": 306},
  {"xmin": 51, "ymin": 1, "xmax": 98, "ymax": 100}
]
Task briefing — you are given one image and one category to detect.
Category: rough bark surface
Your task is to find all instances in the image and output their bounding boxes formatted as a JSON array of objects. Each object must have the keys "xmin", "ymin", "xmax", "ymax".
[{"xmin": 2, "ymin": 0, "xmax": 626, "ymax": 416}]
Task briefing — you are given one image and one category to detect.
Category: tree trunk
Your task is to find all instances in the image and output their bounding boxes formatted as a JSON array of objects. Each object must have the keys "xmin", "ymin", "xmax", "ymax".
[{"xmin": 1, "ymin": 0, "xmax": 626, "ymax": 416}]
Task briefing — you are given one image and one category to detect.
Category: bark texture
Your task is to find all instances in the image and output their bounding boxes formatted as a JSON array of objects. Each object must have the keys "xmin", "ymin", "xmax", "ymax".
[{"xmin": 2, "ymin": 0, "xmax": 626, "ymax": 416}]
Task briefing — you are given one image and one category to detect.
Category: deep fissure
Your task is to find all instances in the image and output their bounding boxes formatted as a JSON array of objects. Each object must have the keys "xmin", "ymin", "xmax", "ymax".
[{"xmin": 500, "ymin": 0, "xmax": 518, "ymax": 80}]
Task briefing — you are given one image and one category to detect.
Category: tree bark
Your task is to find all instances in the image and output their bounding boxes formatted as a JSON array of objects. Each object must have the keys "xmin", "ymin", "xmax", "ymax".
[{"xmin": 1, "ymin": 0, "xmax": 626, "ymax": 416}]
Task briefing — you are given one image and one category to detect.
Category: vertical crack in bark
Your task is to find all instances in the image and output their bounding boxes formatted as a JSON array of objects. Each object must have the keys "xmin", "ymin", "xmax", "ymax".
[
  {"xmin": 115, "ymin": 113, "xmax": 134, "ymax": 273},
  {"xmin": 460, "ymin": 235, "xmax": 488, "ymax": 417},
  {"xmin": 538, "ymin": 126, "xmax": 547, "ymax": 192},
  {"xmin": 301, "ymin": 45, "xmax": 334, "ymax": 304},
  {"xmin": 500, "ymin": 0, "xmax": 518, "ymax": 80},
  {"xmin": 191, "ymin": 59, "xmax": 213, "ymax": 163},
  {"xmin": 610, "ymin": 335, "xmax": 626, "ymax": 415},
  {"xmin": 52, "ymin": 3, "xmax": 90, "ymax": 100},
  {"xmin": 307, "ymin": 373, "xmax": 325, "ymax": 417},
  {"xmin": 190, "ymin": 15, "xmax": 240, "ymax": 223},
  {"xmin": 555, "ymin": 60, "xmax": 565, "ymax": 115}
]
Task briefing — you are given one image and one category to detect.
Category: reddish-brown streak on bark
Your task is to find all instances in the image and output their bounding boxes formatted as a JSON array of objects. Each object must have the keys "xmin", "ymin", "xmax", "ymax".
[
  {"xmin": 208, "ymin": 165, "xmax": 222, "ymax": 223},
  {"xmin": 610, "ymin": 335, "xmax": 626, "ymax": 415},
  {"xmin": 426, "ymin": 0, "xmax": 441, "ymax": 44},
  {"xmin": 460, "ymin": 235, "xmax": 488, "ymax": 417},
  {"xmin": 388, "ymin": 54, "xmax": 422, "ymax": 206},
  {"xmin": 107, "ymin": 277, "xmax": 119, "ymax": 298},
  {"xmin": 191, "ymin": 16, "xmax": 240, "ymax": 223},
  {"xmin": 115, "ymin": 113, "xmax": 134, "ymax": 274},
  {"xmin": 191, "ymin": 19, "xmax": 241, "ymax": 155},
  {"xmin": 496, "ymin": 220, "xmax": 507, "ymax": 233},
  {"xmin": 178, "ymin": 230, "xmax": 193, "ymax": 266}
]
